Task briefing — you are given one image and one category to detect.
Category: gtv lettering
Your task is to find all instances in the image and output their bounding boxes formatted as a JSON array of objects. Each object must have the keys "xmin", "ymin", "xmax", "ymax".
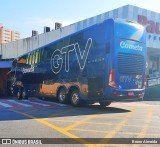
[{"xmin": 51, "ymin": 38, "xmax": 92, "ymax": 74}]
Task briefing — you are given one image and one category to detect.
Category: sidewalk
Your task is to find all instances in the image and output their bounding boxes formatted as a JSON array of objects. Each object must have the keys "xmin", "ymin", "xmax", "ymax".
[{"xmin": 144, "ymin": 85, "xmax": 160, "ymax": 100}]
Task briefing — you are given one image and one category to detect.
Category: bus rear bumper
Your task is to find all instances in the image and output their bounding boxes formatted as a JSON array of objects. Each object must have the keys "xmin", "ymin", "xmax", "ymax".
[{"xmin": 109, "ymin": 89, "xmax": 145, "ymax": 101}]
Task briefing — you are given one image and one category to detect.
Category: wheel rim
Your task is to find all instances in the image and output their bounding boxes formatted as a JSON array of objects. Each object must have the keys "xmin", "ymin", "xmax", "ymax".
[
  {"xmin": 72, "ymin": 93, "xmax": 79, "ymax": 104},
  {"xmin": 22, "ymin": 92, "xmax": 26, "ymax": 98},
  {"xmin": 59, "ymin": 91, "xmax": 65, "ymax": 102},
  {"xmin": 17, "ymin": 92, "xmax": 20, "ymax": 98}
]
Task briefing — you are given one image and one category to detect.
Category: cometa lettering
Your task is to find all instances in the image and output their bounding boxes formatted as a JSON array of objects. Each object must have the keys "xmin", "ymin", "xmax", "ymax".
[{"xmin": 120, "ymin": 41, "xmax": 143, "ymax": 51}]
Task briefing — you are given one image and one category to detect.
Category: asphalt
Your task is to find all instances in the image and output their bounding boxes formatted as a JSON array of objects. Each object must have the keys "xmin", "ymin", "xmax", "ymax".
[{"xmin": 0, "ymin": 97, "xmax": 160, "ymax": 146}]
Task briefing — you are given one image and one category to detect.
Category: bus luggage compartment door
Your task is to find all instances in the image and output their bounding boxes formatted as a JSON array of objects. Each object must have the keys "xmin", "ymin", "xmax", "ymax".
[{"xmin": 88, "ymin": 77, "xmax": 104, "ymax": 99}]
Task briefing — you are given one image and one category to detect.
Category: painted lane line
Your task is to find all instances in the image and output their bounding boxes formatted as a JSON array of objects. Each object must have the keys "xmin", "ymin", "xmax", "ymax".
[
  {"xmin": 37, "ymin": 100, "xmax": 66, "ymax": 107},
  {"xmin": 134, "ymin": 107, "xmax": 153, "ymax": 147},
  {"xmin": 0, "ymin": 102, "xmax": 13, "ymax": 108},
  {"xmin": 43, "ymin": 108, "xmax": 79, "ymax": 121},
  {"xmin": 99, "ymin": 106, "xmax": 137, "ymax": 145},
  {"xmin": 22, "ymin": 100, "xmax": 50, "ymax": 107},
  {"xmin": 137, "ymin": 107, "xmax": 153, "ymax": 138},
  {"xmin": 64, "ymin": 112, "xmax": 102, "ymax": 131},
  {"xmin": 8, "ymin": 100, "xmax": 32, "ymax": 107},
  {"xmin": 10, "ymin": 109, "xmax": 91, "ymax": 144}
]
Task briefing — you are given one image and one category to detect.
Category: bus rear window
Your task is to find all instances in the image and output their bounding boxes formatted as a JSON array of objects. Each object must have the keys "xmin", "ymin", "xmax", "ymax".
[{"xmin": 115, "ymin": 23, "xmax": 145, "ymax": 43}]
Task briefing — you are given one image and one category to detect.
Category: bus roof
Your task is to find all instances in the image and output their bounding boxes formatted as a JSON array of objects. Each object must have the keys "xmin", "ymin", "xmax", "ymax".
[{"xmin": 17, "ymin": 18, "xmax": 143, "ymax": 59}]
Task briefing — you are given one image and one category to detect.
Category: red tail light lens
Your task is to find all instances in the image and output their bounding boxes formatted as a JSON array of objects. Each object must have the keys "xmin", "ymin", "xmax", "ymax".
[
  {"xmin": 143, "ymin": 73, "xmax": 147, "ymax": 88},
  {"xmin": 108, "ymin": 69, "xmax": 118, "ymax": 88}
]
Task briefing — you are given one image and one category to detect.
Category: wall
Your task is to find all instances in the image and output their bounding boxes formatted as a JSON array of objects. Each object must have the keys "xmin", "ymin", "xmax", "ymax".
[{"xmin": 0, "ymin": 24, "xmax": 76, "ymax": 59}]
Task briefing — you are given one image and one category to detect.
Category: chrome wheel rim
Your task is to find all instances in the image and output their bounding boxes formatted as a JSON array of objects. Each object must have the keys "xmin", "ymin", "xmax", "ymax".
[
  {"xmin": 72, "ymin": 93, "xmax": 79, "ymax": 104},
  {"xmin": 17, "ymin": 92, "xmax": 20, "ymax": 98},
  {"xmin": 22, "ymin": 92, "xmax": 26, "ymax": 98},
  {"xmin": 59, "ymin": 91, "xmax": 65, "ymax": 102}
]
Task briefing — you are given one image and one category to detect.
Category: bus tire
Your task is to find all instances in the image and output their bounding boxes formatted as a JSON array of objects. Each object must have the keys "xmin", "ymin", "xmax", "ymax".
[
  {"xmin": 70, "ymin": 89, "xmax": 81, "ymax": 107},
  {"xmin": 57, "ymin": 88, "xmax": 68, "ymax": 104},
  {"xmin": 17, "ymin": 91, "xmax": 22, "ymax": 100},
  {"xmin": 22, "ymin": 90, "xmax": 28, "ymax": 99},
  {"xmin": 99, "ymin": 101, "xmax": 112, "ymax": 107}
]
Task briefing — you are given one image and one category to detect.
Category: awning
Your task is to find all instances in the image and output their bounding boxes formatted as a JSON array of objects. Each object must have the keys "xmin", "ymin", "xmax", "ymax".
[{"xmin": 0, "ymin": 61, "xmax": 12, "ymax": 68}]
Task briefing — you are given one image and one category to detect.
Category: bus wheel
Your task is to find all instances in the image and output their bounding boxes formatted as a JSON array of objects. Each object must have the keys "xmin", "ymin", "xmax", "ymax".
[
  {"xmin": 22, "ymin": 90, "xmax": 28, "ymax": 100},
  {"xmin": 99, "ymin": 101, "xmax": 112, "ymax": 107},
  {"xmin": 70, "ymin": 89, "xmax": 81, "ymax": 107},
  {"xmin": 57, "ymin": 88, "xmax": 67, "ymax": 104},
  {"xmin": 17, "ymin": 91, "xmax": 22, "ymax": 100}
]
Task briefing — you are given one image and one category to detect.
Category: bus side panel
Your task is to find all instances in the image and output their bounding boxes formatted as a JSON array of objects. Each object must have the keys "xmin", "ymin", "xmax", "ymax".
[
  {"xmin": 104, "ymin": 20, "xmax": 115, "ymax": 100},
  {"xmin": 82, "ymin": 21, "xmax": 110, "ymax": 101},
  {"xmin": 13, "ymin": 19, "xmax": 115, "ymax": 103}
]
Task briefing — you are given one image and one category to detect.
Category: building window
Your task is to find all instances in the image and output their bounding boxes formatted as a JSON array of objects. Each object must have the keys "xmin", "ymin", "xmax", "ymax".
[{"xmin": 149, "ymin": 56, "xmax": 160, "ymax": 77}]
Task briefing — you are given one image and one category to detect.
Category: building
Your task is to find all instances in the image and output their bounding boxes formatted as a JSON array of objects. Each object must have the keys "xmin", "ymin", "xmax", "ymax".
[
  {"xmin": 74, "ymin": 5, "xmax": 160, "ymax": 82},
  {"xmin": 0, "ymin": 23, "xmax": 20, "ymax": 44},
  {"xmin": 0, "ymin": 60, "xmax": 12, "ymax": 96},
  {"xmin": 0, "ymin": 4, "xmax": 160, "ymax": 96}
]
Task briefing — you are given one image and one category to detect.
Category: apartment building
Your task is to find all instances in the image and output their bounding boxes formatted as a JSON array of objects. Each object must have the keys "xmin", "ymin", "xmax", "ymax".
[{"xmin": 0, "ymin": 23, "xmax": 20, "ymax": 44}]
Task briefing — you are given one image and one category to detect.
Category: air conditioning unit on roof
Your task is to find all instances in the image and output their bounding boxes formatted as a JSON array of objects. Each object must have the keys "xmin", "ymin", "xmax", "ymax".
[
  {"xmin": 32, "ymin": 30, "xmax": 38, "ymax": 36},
  {"xmin": 55, "ymin": 22, "xmax": 62, "ymax": 30}
]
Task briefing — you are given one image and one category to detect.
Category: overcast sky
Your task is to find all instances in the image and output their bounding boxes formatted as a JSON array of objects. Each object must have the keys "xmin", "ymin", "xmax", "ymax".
[{"xmin": 1, "ymin": 0, "xmax": 160, "ymax": 38}]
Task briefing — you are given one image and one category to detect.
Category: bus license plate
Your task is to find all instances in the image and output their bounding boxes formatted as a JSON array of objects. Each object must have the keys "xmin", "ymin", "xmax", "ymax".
[{"xmin": 128, "ymin": 92, "xmax": 134, "ymax": 96}]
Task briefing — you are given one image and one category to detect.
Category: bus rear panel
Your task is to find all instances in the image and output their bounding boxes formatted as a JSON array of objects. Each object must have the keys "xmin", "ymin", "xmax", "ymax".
[{"xmin": 106, "ymin": 19, "xmax": 146, "ymax": 101}]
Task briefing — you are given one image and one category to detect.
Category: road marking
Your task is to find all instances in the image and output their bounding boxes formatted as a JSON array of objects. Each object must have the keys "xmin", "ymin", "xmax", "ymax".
[
  {"xmin": 137, "ymin": 107, "xmax": 153, "ymax": 138},
  {"xmin": 8, "ymin": 100, "xmax": 32, "ymax": 107},
  {"xmin": 36, "ymin": 99, "xmax": 66, "ymax": 106},
  {"xmin": 64, "ymin": 112, "xmax": 101, "ymax": 131},
  {"xmin": 134, "ymin": 107, "xmax": 153, "ymax": 147},
  {"xmin": 0, "ymin": 102, "xmax": 12, "ymax": 108},
  {"xmin": 50, "ymin": 118, "xmax": 160, "ymax": 130},
  {"xmin": 10, "ymin": 109, "xmax": 91, "ymax": 145},
  {"xmin": 22, "ymin": 100, "xmax": 50, "ymax": 106},
  {"xmin": 43, "ymin": 108, "xmax": 80, "ymax": 121},
  {"xmin": 99, "ymin": 106, "xmax": 137, "ymax": 145},
  {"xmin": 71, "ymin": 128, "xmax": 160, "ymax": 137}
]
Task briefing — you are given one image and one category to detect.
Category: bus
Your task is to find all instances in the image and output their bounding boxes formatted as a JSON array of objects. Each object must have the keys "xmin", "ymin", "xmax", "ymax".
[{"xmin": 9, "ymin": 18, "xmax": 146, "ymax": 107}]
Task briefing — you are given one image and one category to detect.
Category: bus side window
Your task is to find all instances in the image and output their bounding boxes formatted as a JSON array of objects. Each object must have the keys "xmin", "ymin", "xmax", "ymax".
[
  {"xmin": 12, "ymin": 60, "xmax": 17, "ymax": 68},
  {"xmin": 106, "ymin": 42, "xmax": 110, "ymax": 54}
]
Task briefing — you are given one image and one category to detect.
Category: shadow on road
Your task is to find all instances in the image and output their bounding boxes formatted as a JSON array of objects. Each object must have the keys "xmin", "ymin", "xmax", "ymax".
[{"xmin": 0, "ymin": 100, "xmax": 131, "ymax": 121}]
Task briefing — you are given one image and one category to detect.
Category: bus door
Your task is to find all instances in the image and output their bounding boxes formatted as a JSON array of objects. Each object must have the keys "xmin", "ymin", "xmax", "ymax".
[
  {"xmin": 88, "ymin": 60, "xmax": 105, "ymax": 99},
  {"xmin": 88, "ymin": 77, "xmax": 104, "ymax": 99}
]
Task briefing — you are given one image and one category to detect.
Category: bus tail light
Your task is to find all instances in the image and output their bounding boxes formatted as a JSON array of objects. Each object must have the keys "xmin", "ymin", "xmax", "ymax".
[
  {"xmin": 108, "ymin": 69, "xmax": 118, "ymax": 88},
  {"xmin": 143, "ymin": 73, "xmax": 147, "ymax": 88}
]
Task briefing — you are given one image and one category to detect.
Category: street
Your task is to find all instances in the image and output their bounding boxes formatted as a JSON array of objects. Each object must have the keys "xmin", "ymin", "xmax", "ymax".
[{"xmin": 0, "ymin": 97, "xmax": 160, "ymax": 146}]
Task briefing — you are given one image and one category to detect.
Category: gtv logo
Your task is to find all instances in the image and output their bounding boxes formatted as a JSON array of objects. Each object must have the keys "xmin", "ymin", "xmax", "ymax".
[{"xmin": 51, "ymin": 38, "xmax": 92, "ymax": 74}]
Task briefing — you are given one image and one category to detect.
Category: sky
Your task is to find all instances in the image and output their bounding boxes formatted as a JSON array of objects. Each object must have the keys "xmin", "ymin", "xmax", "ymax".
[{"xmin": 1, "ymin": 0, "xmax": 160, "ymax": 38}]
